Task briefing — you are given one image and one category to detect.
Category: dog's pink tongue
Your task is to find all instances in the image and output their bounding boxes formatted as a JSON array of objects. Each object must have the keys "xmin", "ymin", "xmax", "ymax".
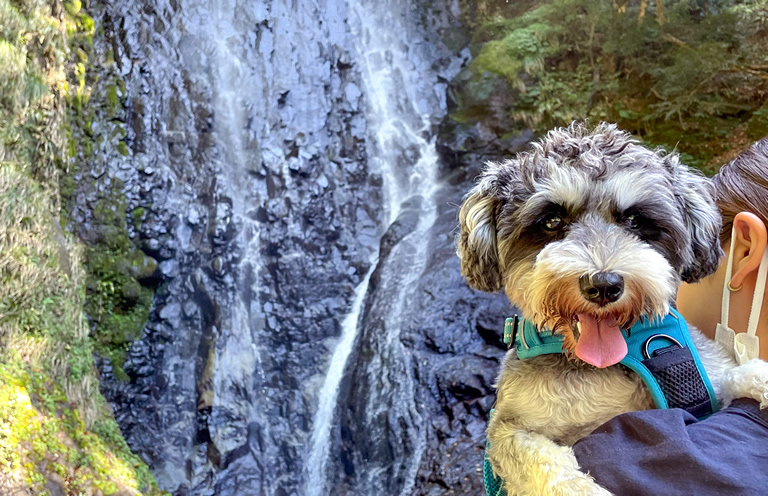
[{"xmin": 574, "ymin": 314, "xmax": 627, "ymax": 368}]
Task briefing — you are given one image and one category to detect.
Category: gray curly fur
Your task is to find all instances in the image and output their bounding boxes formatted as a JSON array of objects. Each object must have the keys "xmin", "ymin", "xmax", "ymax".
[
  {"xmin": 456, "ymin": 121, "xmax": 723, "ymax": 292},
  {"xmin": 455, "ymin": 123, "xmax": 737, "ymax": 496}
]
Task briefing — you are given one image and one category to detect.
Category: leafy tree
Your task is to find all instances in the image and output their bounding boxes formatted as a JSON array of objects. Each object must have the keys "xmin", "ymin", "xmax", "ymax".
[{"xmin": 456, "ymin": 0, "xmax": 768, "ymax": 170}]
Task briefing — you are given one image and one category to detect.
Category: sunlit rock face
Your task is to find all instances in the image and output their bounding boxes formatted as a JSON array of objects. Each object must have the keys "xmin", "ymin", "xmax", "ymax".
[{"xmin": 77, "ymin": 0, "xmax": 529, "ymax": 494}]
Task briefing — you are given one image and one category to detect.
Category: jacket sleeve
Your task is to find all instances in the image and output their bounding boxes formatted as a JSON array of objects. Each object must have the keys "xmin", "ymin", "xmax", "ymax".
[{"xmin": 572, "ymin": 399, "xmax": 768, "ymax": 496}]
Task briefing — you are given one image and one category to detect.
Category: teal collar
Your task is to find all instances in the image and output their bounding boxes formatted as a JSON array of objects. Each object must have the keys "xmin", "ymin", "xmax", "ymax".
[
  {"xmin": 505, "ymin": 308, "xmax": 718, "ymax": 416},
  {"xmin": 505, "ymin": 315, "xmax": 566, "ymax": 359}
]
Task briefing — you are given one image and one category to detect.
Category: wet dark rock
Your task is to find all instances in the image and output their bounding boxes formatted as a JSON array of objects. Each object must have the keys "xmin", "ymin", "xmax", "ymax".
[
  {"xmin": 158, "ymin": 302, "xmax": 181, "ymax": 322},
  {"xmin": 159, "ymin": 259, "xmax": 179, "ymax": 278},
  {"xmin": 377, "ymin": 197, "xmax": 422, "ymax": 262},
  {"xmin": 437, "ymin": 66, "xmax": 536, "ymax": 175},
  {"xmin": 44, "ymin": 474, "xmax": 66, "ymax": 496},
  {"xmin": 183, "ymin": 301, "xmax": 199, "ymax": 319},
  {"xmin": 68, "ymin": 1, "xmax": 536, "ymax": 495}
]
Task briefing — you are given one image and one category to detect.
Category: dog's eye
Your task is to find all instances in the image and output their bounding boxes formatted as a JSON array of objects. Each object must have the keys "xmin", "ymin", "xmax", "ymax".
[
  {"xmin": 542, "ymin": 214, "xmax": 565, "ymax": 231},
  {"xmin": 625, "ymin": 214, "xmax": 641, "ymax": 229}
]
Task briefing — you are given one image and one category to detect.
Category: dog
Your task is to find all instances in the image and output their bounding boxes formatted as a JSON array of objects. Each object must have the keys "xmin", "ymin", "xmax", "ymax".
[{"xmin": 457, "ymin": 122, "xmax": 768, "ymax": 496}]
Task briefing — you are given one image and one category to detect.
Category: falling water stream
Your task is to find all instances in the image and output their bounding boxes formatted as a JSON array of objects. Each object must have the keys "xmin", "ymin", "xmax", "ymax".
[
  {"xmin": 305, "ymin": 267, "xmax": 375, "ymax": 495},
  {"xmin": 305, "ymin": 0, "xmax": 445, "ymax": 493},
  {"xmin": 89, "ymin": 0, "xmax": 464, "ymax": 493}
]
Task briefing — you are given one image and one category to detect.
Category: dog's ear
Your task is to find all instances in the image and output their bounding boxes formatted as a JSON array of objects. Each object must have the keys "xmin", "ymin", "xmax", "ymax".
[
  {"xmin": 668, "ymin": 156, "xmax": 723, "ymax": 283},
  {"xmin": 457, "ymin": 162, "xmax": 506, "ymax": 292}
]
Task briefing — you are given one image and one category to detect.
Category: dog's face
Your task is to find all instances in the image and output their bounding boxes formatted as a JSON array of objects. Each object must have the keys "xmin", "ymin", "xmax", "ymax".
[{"xmin": 457, "ymin": 122, "xmax": 722, "ymax": 367}]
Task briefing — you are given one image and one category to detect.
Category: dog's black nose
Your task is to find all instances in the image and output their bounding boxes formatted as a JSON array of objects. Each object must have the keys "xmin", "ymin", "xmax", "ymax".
[{"xmin": 579, "ymin": 272, "xmax": 624, "ymax": 306}]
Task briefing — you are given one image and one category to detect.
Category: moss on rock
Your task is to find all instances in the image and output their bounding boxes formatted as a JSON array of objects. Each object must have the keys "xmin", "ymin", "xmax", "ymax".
[
  {"xmin": 69, "ymin": 159, "xmax": 155, "ymax": 384},
  {"xmin": 0, "ymin": 1, "xmax": 165, "ymax": 494},
  {"xmin": 0, "ymin": 167, "xmax": 165, "ymax": 495},
  {"xmin": 59, "ymin": 0, "xmax": 159, "ymax": 384}
]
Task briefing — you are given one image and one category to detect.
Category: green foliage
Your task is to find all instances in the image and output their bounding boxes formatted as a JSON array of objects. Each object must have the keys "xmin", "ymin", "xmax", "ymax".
[
  {"xmin": 0, "ymin": 357, "xmax": 163, "ymax": 494},
  {"xmin": 748, "ymin": 104, "xmax": 768, "ymax": 140},
  {"xmin": 0, "ymin": 2, "xmax": 164, "ymax": 494},
  {"xmin": 474, "ymin": 21, "xmax": 559, "ymax": 84},
  {"xmin": 0, "ymin": 0, "xmax": 69, "ymax": 188},
  {"xmin": 82, "ymin": 181, "xmax": 154, "ymax": 382},
  {"xmin": 0, "ymin": 167, "xmax": 164, "ymax": 495},
  {"xmin": 461, "ymin": 0, "xmax": 768, "ymax": 169},
  {"xmin": 0, "ymin": 170, "xmax": 86, "ymax": 386}
]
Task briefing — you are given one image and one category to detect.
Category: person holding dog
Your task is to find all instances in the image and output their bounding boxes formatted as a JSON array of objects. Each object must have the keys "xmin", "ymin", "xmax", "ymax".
[
  {"xmin": 677, "ymin": 140, "xmax": 768, "ymax": 363},
  {"xmin": 572, "ymin": 137, "xmax": 768, "ymax": 495}
]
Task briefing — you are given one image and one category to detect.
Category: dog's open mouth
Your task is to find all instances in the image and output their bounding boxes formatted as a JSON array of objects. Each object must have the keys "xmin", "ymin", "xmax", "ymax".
[{"xmin": 571, "ymin": 314, "xmax": 627, "ymax": 368}]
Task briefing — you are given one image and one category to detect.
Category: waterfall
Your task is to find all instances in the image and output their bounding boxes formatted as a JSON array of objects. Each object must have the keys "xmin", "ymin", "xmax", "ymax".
[
  {"xmin": 88, "ymin": 0, "xmax": 466, "ymax": 493},
  {"xmin": 305, "ymin": 266, "xmax": 374, "ymax": 496},
  {"xmin": 304, "ymin": 0, "xmax": 446, "ymax": 494}
]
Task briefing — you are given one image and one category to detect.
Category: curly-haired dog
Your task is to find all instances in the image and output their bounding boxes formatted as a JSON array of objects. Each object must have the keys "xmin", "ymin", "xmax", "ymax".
[{"xmin": 457, "ymin": 122, "xmax": 768, "ymax": 496}]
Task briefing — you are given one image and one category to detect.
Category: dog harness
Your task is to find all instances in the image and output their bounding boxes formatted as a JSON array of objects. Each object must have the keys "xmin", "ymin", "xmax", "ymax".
[{"xmin": 483, "ymin": 308, "xmax": 719, "ymax": 496}]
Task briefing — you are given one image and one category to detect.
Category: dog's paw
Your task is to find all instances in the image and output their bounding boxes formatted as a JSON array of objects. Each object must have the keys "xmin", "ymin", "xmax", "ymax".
[
  {"xmin": 490, "ymin": 430, "xmax": 613, "ymax": 496},
  {"xmin": 723, "ymin": 358, "xmax": 768, "ymax": 409}
]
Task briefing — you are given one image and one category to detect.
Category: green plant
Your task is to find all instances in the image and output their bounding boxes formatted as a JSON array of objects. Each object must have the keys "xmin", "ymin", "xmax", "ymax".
[
  {"xmin": 457, "ymin": 0, "xmax": 768, "ymax": 170},
  {"xmin": 0, "ymin": 1, "xmax": 165, "ymax": 493}
]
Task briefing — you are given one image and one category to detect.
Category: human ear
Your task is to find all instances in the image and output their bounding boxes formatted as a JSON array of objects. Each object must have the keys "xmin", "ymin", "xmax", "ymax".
[{"xmin": 728, "ymin": 211, "xmax": 768, "ymax": 290}]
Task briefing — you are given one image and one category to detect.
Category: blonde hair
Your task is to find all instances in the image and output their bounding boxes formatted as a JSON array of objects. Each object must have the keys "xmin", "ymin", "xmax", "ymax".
[{"xmin": 713, "ymin": 138, "xmax": 768, "ymax": 243}]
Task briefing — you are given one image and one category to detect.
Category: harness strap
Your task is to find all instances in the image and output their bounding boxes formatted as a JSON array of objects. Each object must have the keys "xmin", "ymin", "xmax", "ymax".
[
  {"xmin": 640, "ymin": 345, "xmax": 714, "ymax": 419},
  {"xmin": 505, "ymin": 308, "xmax": 717, "ymax": 416},
  {"xmin": 616, "ymin": 309, "xmax": 717, "ymax": 416},
  {"xmin": 486, "ymin": 309, "xmax": 718, "ymax": 496},
  {"xmin": 483, "ymin": 415, "xmax": 505, "ymax": 496}
]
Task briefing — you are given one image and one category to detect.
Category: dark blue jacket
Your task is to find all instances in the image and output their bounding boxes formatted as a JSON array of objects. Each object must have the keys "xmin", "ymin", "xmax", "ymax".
[{"xmin": 573, "ymin": 399, "xmax": 768, "ymax": 495}]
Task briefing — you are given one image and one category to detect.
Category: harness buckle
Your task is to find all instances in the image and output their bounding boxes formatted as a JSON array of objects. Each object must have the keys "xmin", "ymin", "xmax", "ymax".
[
  {"xmin": 642, "ymin": 333, "xmax": 684, "ymax": 360},
  {"xmin": 503, "ymin": 315, "xmax": 519, "ymax": 350}
]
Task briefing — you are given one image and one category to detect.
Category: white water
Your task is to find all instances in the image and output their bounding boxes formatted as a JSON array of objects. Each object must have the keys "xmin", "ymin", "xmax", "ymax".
[
  {"xmin": 305, "ymin": 266, "xmax": 375, "ymax": 496},
  {"xmin": 99, "ymin": 0, "xmax": 458, "ymax": 492},
  {"xmin": 193, "ymin": 1, "xmax": 272, "ymax": 463},
  {"xmin": 304, "ymin": 0, "xmax": 443, "ymax": 493}
]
